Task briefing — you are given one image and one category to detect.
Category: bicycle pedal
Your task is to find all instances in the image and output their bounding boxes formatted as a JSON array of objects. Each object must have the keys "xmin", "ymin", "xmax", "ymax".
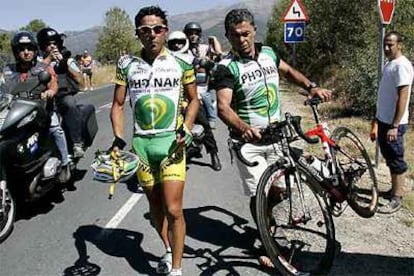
[{"xmin": 331, "ymin": 202, "xmax": 348, "ymax": 217}]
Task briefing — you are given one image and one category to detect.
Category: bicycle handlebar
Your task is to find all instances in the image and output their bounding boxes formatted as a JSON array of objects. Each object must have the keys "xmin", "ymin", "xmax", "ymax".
[
  {"xmin": 289, "ymin": 115, "xmax": 319, "ymax": 144},
  {"xmin": 231, "ymin": 112, "xmax": 320, "ymax": 167},
  {"xmin": 304, "ymin": 96, "xmax": 323, "ymax": 106}
]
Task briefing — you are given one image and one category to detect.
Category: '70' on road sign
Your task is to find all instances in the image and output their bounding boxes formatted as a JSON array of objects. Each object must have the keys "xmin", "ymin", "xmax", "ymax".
[{"xmin": 284, "ymin": 22, "xmax": 306, "ymax": 43}]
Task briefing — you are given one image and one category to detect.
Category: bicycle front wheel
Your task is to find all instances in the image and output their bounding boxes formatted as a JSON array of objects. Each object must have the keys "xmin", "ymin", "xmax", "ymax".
[
  {"xmin": 331, "ymin": 127, "xmax": 378, "ymax": 218},
  {"xmin": 256, "ymin": 164, "xmax": 335, "ymax": 276}
]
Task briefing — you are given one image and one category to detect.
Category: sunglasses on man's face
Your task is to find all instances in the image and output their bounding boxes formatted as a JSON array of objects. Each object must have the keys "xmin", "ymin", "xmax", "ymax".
[{"xmin": 136, "ymin": 24, "xmax": 167, "ymax": 35}]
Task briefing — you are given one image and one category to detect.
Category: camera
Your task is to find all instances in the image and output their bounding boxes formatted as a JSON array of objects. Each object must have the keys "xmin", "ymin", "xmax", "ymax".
[
  {"xmin": 61, "ymin": 47, "xmax": 71, "ymax": 59},
  {"xmin": 193, "ymin": 58, "xmax": 215, "ymax": 71}
]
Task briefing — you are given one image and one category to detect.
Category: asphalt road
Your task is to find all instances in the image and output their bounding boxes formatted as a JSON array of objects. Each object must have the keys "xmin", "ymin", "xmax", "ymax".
[
  {"xmin": 0, "ymin": 86, "xmax": 272, "ymax": 276},
  {"xmin": 1, "ymin": 86, "xmax": 411, "ymax": 276}
]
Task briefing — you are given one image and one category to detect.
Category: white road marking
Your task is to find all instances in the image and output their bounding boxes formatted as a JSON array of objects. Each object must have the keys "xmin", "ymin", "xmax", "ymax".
[
  {"xmin": 95, "ymin": 102, "xmax": 112, "ymax": 113},
  {"xmin": 95, "ymin": 96, "xmax": 129, "ymax": 113},
  {"xmin": 104, "ymin": 193, "xmax": 143, "ymax": 229}
]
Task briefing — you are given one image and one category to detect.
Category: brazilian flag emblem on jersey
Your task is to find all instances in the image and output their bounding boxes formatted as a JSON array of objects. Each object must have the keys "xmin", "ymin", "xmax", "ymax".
[
  {"xmin": 135, "ymin": 95, "xmax": 175, "ymax": 129},
  {"xmin": 251, "ymin": 83, "xmax": 279, "ymax": 117}
]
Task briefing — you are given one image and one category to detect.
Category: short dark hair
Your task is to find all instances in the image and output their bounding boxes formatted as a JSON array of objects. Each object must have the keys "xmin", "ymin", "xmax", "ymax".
[
  {"xmin": 135, "ymin": 6, "xmax": 168, "ymax": 28},
  {"xmin": 224, "ymin": 9, "xmax": 255, "ymax": 35},
  {"xmin": 385, "ymin": 31, "xmax": 403, "ymax": 43}
]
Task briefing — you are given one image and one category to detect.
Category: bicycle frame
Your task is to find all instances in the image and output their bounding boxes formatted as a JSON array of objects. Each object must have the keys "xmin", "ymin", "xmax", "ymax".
[{"xmin": 304, "ymin": 102, "xmax": 342, "ymax": 189}]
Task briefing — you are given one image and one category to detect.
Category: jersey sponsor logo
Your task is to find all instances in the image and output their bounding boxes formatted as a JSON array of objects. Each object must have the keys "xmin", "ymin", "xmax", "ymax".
[
  {"xmin": 240, "ymin": 65, "xmax": 278, "ymax": 84},
  {"xmin": 129, "ymin": 77, "xmax": 180, "ymax": 89},
  {"xmin": 135, "ymin": 94, "xmax": 175, "ymax": 130},
  {"xmin": 118, "ymin": 55, "xmax": 134, "ymax": 69},
  {"xmin": 155, "ymin": 67, "xmax": 177, "ymax": 73}
]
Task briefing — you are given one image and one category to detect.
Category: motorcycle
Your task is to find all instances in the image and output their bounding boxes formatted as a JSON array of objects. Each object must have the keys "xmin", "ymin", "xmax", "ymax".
[{"xmin": 0, "ymin": 71, "xmax": 98, "ymax": 242}]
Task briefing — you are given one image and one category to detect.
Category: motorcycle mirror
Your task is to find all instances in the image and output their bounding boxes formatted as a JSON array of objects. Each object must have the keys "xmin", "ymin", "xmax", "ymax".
[{"xmin": 38, "ymin": 71, "xmax": 51, "ymax": 85}]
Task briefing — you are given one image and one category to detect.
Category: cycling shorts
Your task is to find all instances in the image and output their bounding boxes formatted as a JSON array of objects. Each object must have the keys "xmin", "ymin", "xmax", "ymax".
[{"xmin": 132, "ymin": 132, "xmax": 186, "ymax": 186}]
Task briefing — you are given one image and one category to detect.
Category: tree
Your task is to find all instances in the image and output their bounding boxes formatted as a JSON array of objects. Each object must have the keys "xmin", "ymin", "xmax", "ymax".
[
  {"xmin": 20, "ymin": 19, "xmax": 47, "ymax": 33},
  {"xmin": 95, "ymin": 7, "xmax": 140, "ymax": 63},
  {"xmin": 265, "ymin": 0, "xmax": 414, "ymax": 117},
  {"xmin": 0, "ymin": 32, "xmax": 13, "ymax": 69}
]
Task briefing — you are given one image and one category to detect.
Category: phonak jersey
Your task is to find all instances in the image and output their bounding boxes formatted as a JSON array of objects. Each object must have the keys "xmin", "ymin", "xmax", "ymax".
[
  {"xmin": 214, "ymin": 45, "xmax": 281, "ymax": 128},
  {"xmin": 114, "ymin": 48, "xmax": 195, "ymax": 136}
]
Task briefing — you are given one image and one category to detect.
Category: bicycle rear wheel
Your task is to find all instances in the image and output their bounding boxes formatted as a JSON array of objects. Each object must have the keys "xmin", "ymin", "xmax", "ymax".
[
  {"xmin": 331, "ymin": 127, "xmax": 378, "ymax": 218},
  {"xmin": 256, "ymin": 164, "xmax": 335, "ymax": 276}
]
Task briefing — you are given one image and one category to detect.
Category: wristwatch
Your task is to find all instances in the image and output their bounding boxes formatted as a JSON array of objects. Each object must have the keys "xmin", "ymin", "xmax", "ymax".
[{"xmin": 306, "ymin": 82, "xmax": 318, "ymax": 92}]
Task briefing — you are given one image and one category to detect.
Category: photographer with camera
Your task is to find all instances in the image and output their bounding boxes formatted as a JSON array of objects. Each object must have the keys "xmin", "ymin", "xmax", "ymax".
[
  {"xmin": 37, "ymin": 27, "xmax": 85, "ymax": 159},
  {"xmin": 183, "ymin": 22, "xmax": 223, "ymax": 129}
]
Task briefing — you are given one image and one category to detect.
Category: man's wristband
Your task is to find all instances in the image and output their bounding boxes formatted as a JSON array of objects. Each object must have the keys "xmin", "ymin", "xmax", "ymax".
[
  {"xmin": 306, "ymin": 82, "xmax": 318, "ymax": 92},
  {"xmin": 391, "ymin": 124, "xmax": 399, "ymax": 129},
  {"xmin": 112, "ymin": 136, "xmax": 126, "ymax": 150}
]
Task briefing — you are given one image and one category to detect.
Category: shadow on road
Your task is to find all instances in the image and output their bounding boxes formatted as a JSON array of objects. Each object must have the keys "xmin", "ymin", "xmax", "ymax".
[
  {"xmin": 183, "ymin": 205, "xmax": 274, "ymax": 275},
  {"xmin": 63, "ymin": 225, "xmax": 158, "ymax": 276},
  {"xmin": 15, "ymin": 169, "xmax": 88, "ymax": 221},
  {"xmin": 187, "ymin": 159, "xmax": 212, "ymax": 169}
]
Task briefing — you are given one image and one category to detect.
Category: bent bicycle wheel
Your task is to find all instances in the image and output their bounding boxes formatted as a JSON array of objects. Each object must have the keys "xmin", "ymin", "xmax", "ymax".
[
  {"xmin": 256, "ymin": 164, "xmax": 335, "ymax": 275},
  {"xmin": 331, "ymin": 127, "xmax": 378, "ymax": 218}
]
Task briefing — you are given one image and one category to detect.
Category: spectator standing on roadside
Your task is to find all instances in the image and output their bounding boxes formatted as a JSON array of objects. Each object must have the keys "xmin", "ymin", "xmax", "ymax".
[
  {"xmin": 370, "ymin": 31, "xmax": 413, "ymax": 214},
  {"xmin": 80, "ymin": 49, "xmax": 93, "ymax": 91},
  {"xmin": 183, "ymin": 22, "xmax": 223, "ymax": 129}
]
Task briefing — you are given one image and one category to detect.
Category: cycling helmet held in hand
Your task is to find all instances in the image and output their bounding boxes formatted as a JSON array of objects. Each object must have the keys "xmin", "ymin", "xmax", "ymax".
[
  {"xmin": 91, "ymin": 150, "xmax": 139, "ymax": 183},
  {"xmin": 11, "ymin": 31, "xmax": 38, "ymax": 59},
  {"xmin": 167, "ymin": 31, "xmax": 189, "ymax": 53},
  {"xmin": 37, "ymin": 27, "xmax": 64, "ymax": 51}
]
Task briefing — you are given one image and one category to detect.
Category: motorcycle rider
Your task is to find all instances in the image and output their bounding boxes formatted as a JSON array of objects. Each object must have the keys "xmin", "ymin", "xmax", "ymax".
[
  {"xmin": 1, "ymin": 31, "xmax": 71, "ymax": 183},
  {"xmin": 167, "ymin": 31, "xmax": 222, "ymax": 171},
  {"xmin": 37, "ymin": 27, "xmax": 85, "ymax": 159},
  {"xmin": 183, "ymin": 22, "xmax": 222, "ymax": 129}
]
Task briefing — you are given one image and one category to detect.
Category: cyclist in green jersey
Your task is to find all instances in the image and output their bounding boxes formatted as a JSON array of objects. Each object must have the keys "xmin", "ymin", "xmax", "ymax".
[
  {"xmin": 212, "ymin": 8, "xmax": 331, "ymax": 268},
  {"xmin": 110, "ymin": 6, "xmax": 199, "ymax": 276}
]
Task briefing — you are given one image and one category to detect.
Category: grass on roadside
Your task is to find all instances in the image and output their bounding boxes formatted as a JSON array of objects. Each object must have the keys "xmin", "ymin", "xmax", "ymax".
[{"xmin": 92, "ymin": 65, "xmax": 116, "ymax": 88}]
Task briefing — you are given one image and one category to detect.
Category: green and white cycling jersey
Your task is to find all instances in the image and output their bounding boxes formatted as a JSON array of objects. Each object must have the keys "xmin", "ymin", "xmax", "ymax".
[
  {"xmin": 213, "ymin": 44, "xmax": 281, "ymax": 128},
  {"xmin": 114, "ymin": 47, "xmax": 195, "ymax": 136}
]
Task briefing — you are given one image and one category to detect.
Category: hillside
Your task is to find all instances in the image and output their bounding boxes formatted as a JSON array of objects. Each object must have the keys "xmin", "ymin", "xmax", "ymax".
[
  {"xmin": 0, "ymin": 1, "xmax": 279, "ymax": 60},
  {"xmin": 169, "ymin": 0, "xmax": 277, "ymax": 49},
  {"xmin": 61, "ymin": 0, "xmax": 279, "ymax": 56}
]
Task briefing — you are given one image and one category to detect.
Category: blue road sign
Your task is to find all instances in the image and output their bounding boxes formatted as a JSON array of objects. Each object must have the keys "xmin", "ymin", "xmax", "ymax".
[{"xmin": 284, "ymin": 22, "xmax": 305, "ymax": 43}]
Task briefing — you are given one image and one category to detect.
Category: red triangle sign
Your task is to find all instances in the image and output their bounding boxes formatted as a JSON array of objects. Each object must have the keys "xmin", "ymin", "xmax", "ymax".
[
  {"xmin": 378, "ymin": 0, "xmax": 396, "ymax": 24},
  {"xmin": 283, "ymin": 0, "xmax": 309, "ymax": 22}
]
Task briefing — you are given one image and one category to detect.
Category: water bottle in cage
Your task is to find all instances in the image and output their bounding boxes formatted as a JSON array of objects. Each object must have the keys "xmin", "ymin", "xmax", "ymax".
[{"xmin": 308, "ymin": 156, "xmax": 330, "ymax": 179}]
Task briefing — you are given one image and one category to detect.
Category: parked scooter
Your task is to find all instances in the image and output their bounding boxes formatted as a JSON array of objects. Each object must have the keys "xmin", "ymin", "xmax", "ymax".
[{"xmin": 0, "ymin": 71, "xmax": 97, "ymax": 242}]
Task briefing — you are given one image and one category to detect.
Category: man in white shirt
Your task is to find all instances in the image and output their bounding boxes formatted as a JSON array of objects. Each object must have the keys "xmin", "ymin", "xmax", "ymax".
[{"xmin": 370, "ymin": 31, "xmax": 414, "ymax": 214}]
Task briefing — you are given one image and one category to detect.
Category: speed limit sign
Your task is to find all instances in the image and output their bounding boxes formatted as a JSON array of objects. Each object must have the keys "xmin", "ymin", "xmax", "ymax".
[{"xmin": 284, "ymin": 22, "xmax": 306, "ymax": 43}]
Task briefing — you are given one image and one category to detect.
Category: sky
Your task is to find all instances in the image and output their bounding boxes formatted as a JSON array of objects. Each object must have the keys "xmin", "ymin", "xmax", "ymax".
[{"xmin": 0, "ymin": 0, "xmax": 240, "ymax": 32}]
